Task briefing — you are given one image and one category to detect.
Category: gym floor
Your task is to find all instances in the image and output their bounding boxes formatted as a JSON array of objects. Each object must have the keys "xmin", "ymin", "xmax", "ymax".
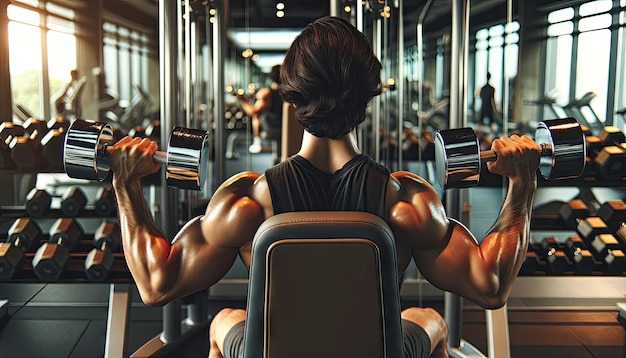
[
  {"xmin": 0, "ymin": 281, "xmax": 624, "ymax": 357},
  {"xmin": 1, "ymin": 137, "xmax": 625, "ymax": 357}
]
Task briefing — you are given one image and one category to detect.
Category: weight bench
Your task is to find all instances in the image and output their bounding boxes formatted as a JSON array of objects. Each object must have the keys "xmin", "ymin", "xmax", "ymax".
[{"xmin": 244, "ymin": 211, "xmax": 404, "ymax": 358}]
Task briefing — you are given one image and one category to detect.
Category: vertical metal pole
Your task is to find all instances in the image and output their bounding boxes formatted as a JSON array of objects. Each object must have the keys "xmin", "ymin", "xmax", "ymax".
[
  {"xmin": 485, "ymin": 2, "xmax": 513, "ymax": 357},
  {"xmin": 397, "ymin": 0, "xmax": 404, "ymax": 169},
  {"xmin": 212, "ymin": 1, "xmax": 227, "ymax": 189},
  {"xmin": 184, "ymin": 0, "xmax": 192, "ymax": 129},
  {"xmin": 159, "ymin": 0, "xmax": 180, "ymax": 239},
  {"xmin": 416, "ymin": 0, "xmax": 435, "ymax": 177},
  {"xmin": 0, "ymin": 0, "xmax": 12, "ymax": 120},
  {"xmin": 204, "ymin": 4, "xmax": 215, "ymax": 197},
  {"xmin": 186, "ymin": 290, "xmax": 209, "ymax": 326},
  {"xmin": 159, "ymin": 0, "xmax": 182, "ymax": 343},
  {"xmin": 445, "ymin": 0, "xmax": 470, "ymax": 350},
  {"xmin": 356, "ymin": 0, "xmax": 365, "ymax": 150},
  {"xmin": 373, "ymin": 18, "xmax": 382, "ymax": 162},
  {"xmin": 104, "ymin": 284, "xmax": 130, "ymax": 358},
  {"xmin": 39, "ymin": 7, "xmax": 51, "ymax": 120},
  {"xmin": 330, "ymin": 0, "xmax": 338, "ymax": 17}
]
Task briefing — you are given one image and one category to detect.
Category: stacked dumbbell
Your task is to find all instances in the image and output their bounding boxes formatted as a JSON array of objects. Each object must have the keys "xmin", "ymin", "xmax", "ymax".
[
  {"xmin": 0, "ymin": 118, "xmax": 70, "ymax": 171},
  {"xmin": 28, "ymin": 218, "xmax": 127, "ymax": 282},
  {"xmin": 85, "ymin": 220, "xmax": 122, "ymax": 281},
  {"xmin": 19, "ymin": 186, "xmax": 117, "ymax": 218},
  {"xmin": 0, "ymin": 218, "xmax": 42, "ymax": 280},
  {"xmin": 575, "ymin": 200, "xmax": 626, "ymax": 273},
  {"xmin": 521, "ymin": 198, "xmax": 626, "ymax": 275},
  {"xmin": 583, "ymin": 125, "xmax": 626, "ymax": 181},
  {"xmin": 32, "ymin": 218, "xmax": 84, "ymax": 281}
]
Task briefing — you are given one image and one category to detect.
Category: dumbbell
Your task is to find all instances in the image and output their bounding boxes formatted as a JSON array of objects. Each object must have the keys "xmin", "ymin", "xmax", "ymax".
[
  {"xmin": 576, "ymin": 216, "xmax": 612, "ymax": 248},
  {"xmin": 7, "ymin": 132, "xmax": 43, "ymax": 170},
  {"xmin": 0, "ymin": 218, "xmax": 42, "ymax": 280},
  {"xmin": 564, "ymin": 236, "xmax": 596, "ymax": 274},
  {"xmin": 47, "ymin": 117, "xmax": 71, "ymax": 132},
  {"xmin": 597, "ymin": 200, "xmax": 626, "ymax": 231},
  {"xmin": 434, "ymin": 117, "xmax": 586, "ymax": 189},
  {"xmin": 25, "ymin": 188, "xmax": 52, "ymax": 217},
  {"xmin": 63, "ymin": 119, "xmax": 209, "ymax": 190},
  {"xmin": 2, "ymin": 120, "xmax": 46, "ymax": 170},
  {"xmin": 594, "ymin": 126, "xmax": 626, "ymax": 179},
  {"xmin": 32, "ymin": 218, "xmax": 83, "ymax": 281},
  {"xmin": 95, "ymin": 186, "xmax": 117, "ymax": 217},
  {"xmin": 537, "ymin": 237, "xmax": 568, "ymax": 274},
  {"xmin": 0, "ymin": 122, "xmax": 25, "ymax": 141},
  {"xmin": 589, "ymin": 233, "xmax": 624, "ymax": 261},
  {"xmin": 40, "ymin": 128, "xmax": 66, "ymax": 170},
  {"xmin": 519, "ymin": 250, "xmax": 545, "ymax": 275},
  {"xmin": 603, "ymin": 248, "xmax": 625, "ymax": 273},
  {"xmin": 60, "ymin": 186, "xmax": 88, "ymax": 217},
  {"xmin": 558, "ymin": 199, "xmax": 591, "ymax": 229},
  {"xmin": 85, "ymin": 220, "xmax": 121, "ymax": 281},
  {"xmin": 23, "ymin": 118, "xmax": 49, "ymax": 143},
  {"xmin": 1, "ymin": 119, "xmax": 65, "ymax": 170}
]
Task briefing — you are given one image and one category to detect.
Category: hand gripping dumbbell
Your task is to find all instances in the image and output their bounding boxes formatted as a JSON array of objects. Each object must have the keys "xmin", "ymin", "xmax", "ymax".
[
  {"xmin": 85, "ymin": 220, "xmax": 121, "ymax": 281},
  {"xmin": 0, "ymin": 218, "xmax": 42, "ymax": 280},
  {"xmin": 63, "ymin": 119, "xmax": 209, "ymax": 190},
  {"xmin": 32, "ymin": 218, "xmax": 83, "ymax": 281},
  {"xmin": 434, "ymin": 117, "xmax": 586, "ymax": 189}
]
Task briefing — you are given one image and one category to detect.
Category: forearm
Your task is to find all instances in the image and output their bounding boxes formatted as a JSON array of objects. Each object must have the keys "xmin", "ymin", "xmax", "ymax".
[
  {"xmin": 479, "ymin": 176, "xmax": 536, "ymax": 299},
  {"xmin": 113, "ymin": 178, "xmax": 179, "ymax": 299}
]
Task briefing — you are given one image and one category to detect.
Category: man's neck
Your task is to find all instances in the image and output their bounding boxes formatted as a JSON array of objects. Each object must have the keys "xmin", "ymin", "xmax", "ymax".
[{"xmin": 297, "ymin": 130, "xmax": 360, "ymax": 174}]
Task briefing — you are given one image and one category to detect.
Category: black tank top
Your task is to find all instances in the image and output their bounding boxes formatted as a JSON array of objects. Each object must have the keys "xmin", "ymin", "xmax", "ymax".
[{"xmin": 265, "ymin": 154, "xmax": 390, "ymax": 218}]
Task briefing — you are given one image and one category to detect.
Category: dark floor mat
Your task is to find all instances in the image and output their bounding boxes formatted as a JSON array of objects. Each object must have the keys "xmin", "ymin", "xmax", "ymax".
[{"xmin": 0, "ymin": 319, "xmax": 89, "ymax": 358}]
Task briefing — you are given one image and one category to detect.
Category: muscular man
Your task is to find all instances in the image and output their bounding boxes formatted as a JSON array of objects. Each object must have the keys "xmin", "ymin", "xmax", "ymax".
[
  {"xmin": 237, "ymin": 64, "xmax": 283, "ymax": 154},
  {"xmin": 110, "ymin": 16, "xmax": 540, "ymax": 358}
]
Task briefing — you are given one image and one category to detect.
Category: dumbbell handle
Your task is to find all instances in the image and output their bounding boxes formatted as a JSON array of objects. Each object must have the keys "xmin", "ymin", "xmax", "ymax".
[
  {"xmin": 100, "ymin": 143, "xmax": 167, "ymax": 164},
  {"xmin": 479, "ymin": 143, "xmax": 553, "ymax": 163}
]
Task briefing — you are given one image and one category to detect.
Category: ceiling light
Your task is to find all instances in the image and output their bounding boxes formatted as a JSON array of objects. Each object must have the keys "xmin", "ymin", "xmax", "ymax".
[{"xmin": 228, "ymin": 29, "xmax": 301, "ymax": 51}]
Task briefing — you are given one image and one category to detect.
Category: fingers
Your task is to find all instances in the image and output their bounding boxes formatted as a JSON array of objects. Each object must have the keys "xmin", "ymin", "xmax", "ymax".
[{"xmin": 113, "ymin": 136, "xmax": 158, "ymax": 153}]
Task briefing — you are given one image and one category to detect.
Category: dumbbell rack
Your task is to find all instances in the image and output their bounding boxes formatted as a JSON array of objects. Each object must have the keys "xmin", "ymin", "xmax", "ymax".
[{"xmin": 0, "ymin": 170, "xmax": 210, "ymax": 357}]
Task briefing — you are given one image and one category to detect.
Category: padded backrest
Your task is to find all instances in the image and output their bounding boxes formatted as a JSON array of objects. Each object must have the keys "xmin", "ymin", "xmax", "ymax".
[{"xmin": 244, "ymin": 211, "xmax": 403, "ymax": 358}]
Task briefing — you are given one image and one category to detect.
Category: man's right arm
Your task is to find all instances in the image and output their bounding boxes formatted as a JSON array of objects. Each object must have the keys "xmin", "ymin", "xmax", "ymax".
[{"xmin": 392, "ymin": 135, "xmax": 540, "ymax": 309}]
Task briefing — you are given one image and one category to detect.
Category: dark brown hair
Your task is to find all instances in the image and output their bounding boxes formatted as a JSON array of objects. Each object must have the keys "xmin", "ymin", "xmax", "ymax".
[{"xmin": 279, "ymin": 16, "xmax": 382, "ymax": 138}]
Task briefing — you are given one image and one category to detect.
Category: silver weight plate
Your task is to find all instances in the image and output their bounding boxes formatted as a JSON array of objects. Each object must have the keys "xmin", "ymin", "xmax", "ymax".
[
  {"xmin": 434, "ymin": 128, "xmax": 481, "ymax": 189},
  {"xmin": 166, "ymin": 127, "xmax": 209, "ymax": 190},
  {"xmin": 535, "ymin": 117, "xmax": 586, "ymax": 180},
  {"xmin": 64, "ymin": 119, "xmax": 114, "ymax": 181}
]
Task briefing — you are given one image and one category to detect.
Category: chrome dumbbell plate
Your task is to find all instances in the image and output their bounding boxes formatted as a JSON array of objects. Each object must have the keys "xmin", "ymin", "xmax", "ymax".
[{"xmin": 64, "ymin": 119, "xmax": 115, "ymax": 182}]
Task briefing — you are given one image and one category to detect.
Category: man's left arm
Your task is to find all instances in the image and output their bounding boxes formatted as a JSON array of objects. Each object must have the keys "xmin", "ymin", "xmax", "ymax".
[{"xmin": 111, "ymin": 137, "xmax": 265, "ymax": 306}]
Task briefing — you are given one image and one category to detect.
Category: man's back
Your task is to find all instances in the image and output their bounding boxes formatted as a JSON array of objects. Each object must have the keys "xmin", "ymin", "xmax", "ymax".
[{"xmin": 265, "ymin": 154, "xmax": 389, "ymax": 216}]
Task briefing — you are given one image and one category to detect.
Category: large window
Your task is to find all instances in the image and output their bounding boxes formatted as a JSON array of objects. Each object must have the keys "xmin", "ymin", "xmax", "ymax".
[
  {"xmin": 102, "ymin": 21, "xmax": 153, "ymax": 108},
  {"xmin": 545, "ymin": 0, "xmax": 621, "ymax": 126},
  {"xmin": 473, "ymin": 21, "xmax": 520, "ymax": 122},
  {"xmin": 8, "ymin": 0, "xmax": 76, "ymax": 119}
]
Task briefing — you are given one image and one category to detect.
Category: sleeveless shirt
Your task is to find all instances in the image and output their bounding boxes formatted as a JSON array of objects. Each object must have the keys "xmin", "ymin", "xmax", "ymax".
[{"xmin": 265, "ymin": 154, "xmax": 390, "ymax": 218}]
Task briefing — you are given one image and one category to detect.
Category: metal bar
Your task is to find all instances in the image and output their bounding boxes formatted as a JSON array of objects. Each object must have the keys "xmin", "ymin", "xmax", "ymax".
[
  {"xmin": 161, "ymin": 300, "xmax": 182, "ymax": 343},
  {"xmin": 104, "ymin": 284, "xmax": 130, "ymax": 358},
  {"xmin": 445, "ymin": 0, "xmax": 470, "ymax": 349},
  {"xmin": 416, "ymin": 0, "xmax": 435, "ymax": 177},
  {"xmin": 186, "ymin": 290, "xmax": 209, "ymax": 326},
  {"xmin": 397, "ymin": 0, "xmax": 404, "ymax": 168},
  {"xmin": 373, "ymin": 18, "xmax": 382, "ymax": 162},
  {"xmin": 212, "ymin": 0, "xmax": 227, "ymax": 189},
  {"xmin": 158, "ymin": 0, "xmax": 180, "ymax": 238},
  {"xmin": 486, "ymin": 304, "xmax": 511, "ymax": 358}
]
